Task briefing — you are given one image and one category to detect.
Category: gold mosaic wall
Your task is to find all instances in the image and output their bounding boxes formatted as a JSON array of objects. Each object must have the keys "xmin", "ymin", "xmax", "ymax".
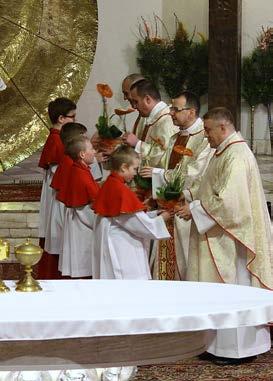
[{"xmin": 0, "ymin": 0, "xmax": 98, "ymax": 171}]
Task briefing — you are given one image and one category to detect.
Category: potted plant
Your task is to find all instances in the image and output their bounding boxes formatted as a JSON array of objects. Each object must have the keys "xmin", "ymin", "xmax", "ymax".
[
  {"xmin": 95, "ymin": 83, "xmax": 123, "ymax": 150},
  {"xmin": 156, "ymin": 176, "xmax": 183, "ymax": 211}
]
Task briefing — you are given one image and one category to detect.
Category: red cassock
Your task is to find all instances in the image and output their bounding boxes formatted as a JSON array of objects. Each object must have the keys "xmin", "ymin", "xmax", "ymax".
[
  {"xmin": 38, "ymin": 128, "xmax": 64, "ymax": 169},
  {"xmin": 60, "ymin": 161, "xmax": 100, "ymax": 207},
  {"xmin": 51, "ymin": 154, "xmax": 73, "ymax": 192},
  {"xmin": 93, "ymin": 172, "xmax": 144, "ymax": 217}
]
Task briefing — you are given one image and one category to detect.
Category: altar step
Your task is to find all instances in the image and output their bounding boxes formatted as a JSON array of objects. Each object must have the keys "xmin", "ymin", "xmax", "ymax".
[{"xmin": 0, "ymin": 202, "xmax": 40, "ymax": 259}]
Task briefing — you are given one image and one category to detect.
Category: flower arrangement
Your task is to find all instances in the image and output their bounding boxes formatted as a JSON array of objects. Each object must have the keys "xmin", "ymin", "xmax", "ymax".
[
  {"xmin": 96, "ymin": 83, "xmax": 123, "ymax": 140},
  {"xmin": 242, "ymin": 26, "xmax": 273, "ymax": 150},
  {"xmin": 136, "ymin": 14, "xmax": 208, "ymax": 98},
  {"xmin": 156, "ymin": 176, "xmax": 182, "ymax": 210},
  {"xmin": 173, "ymin": 145, "xmax": 193, "ymax": 156}
]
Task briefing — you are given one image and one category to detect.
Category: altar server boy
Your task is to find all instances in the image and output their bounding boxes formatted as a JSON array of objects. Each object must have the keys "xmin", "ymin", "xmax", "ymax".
[
  {"xmin": 92, "ymin": 145, "xmax": 171, "ymax": 280},
  {"xmin": 58, "ymin": 135, "xmax": 100, "ymax": 277},
  {"xmin": 38, "ymin": 97, "xmax": 76, "ymax": 239},
  {"xmin": 45, "ymin": 122, "xmax": 88, "ymax": 257}
]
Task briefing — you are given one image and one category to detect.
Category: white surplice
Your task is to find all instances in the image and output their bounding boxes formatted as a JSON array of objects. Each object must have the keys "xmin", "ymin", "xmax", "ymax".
[
  {"xmin": 38, "ymin": 165, "xmax": 57, "ymax": 238},
  {"xmin": 59, "ymin": 205, "xmax": 95, "ymax": 277},
  {"xmin": 92, "ymin": 211, "xmax": 170, "ymax": 280}
]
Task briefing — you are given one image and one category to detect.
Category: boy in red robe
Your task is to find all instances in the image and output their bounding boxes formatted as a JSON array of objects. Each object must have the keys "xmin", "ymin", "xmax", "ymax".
[
  {"xmin": 59, "ymin": 135, "xmax": 100, "ymax": 277},
  {"xmin": 45, "ymin": 122, "xmax": 88, "ymax": 258},
  {"xmin": 38, "ymin": 97, "xmax": 76, "ymax": 279},
  {"xmin": 93, "ymin": 145, "xmax": 171, "ymax": 280},
  {"xmin": 93, "ymin": 145, "xmax": 171, "ymax": 381}
]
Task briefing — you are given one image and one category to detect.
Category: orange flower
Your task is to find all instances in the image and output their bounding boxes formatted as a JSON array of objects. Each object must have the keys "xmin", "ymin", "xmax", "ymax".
[
  {"xmin": 114, "ymin": 107, "xmax": 135, "ymax": 116},
  {"xmin": 96, "ymin": 83, "xmax": 113, "ymax": 98},
  {"xmin": 173, "ymin": 145, "xmax": 193, "ymax": 156}
]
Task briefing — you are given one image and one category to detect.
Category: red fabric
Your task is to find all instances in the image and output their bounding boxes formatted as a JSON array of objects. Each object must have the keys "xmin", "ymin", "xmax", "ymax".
[
  {"xmin": 37, "ymin": 239, "xmax": 61, "ymax": 279},
  {"xmin": 93, "ymin": 172, "xmax": 144, "ymax": 217},
  {"xmin": 51, "ymin": 154, "xmax": 73, "ymax": 191},
  {"xmin": 58, "ymin": 161, "xmax": 100, "ymax": 207},
  {"xmin": 38, "ymin": 128, "xmax": 64, "ymax": 169}
]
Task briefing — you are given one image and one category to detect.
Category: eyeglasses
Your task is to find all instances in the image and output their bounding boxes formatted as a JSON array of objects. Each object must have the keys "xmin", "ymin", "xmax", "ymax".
[
  {"xmin": 169, "ymin": 106, "xmax": 191, "ymax": 113},
  {"xmin": 65, "ymin": 114, "xmax": 76, "ymax": 119}
]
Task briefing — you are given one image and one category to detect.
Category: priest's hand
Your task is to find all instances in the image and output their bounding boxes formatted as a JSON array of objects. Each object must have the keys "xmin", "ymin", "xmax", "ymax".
[
  {"xmin": 176, "ymin": 202, "xmax": 192, "ymax": 220},
  {"xmin": 139, "ymin": 166, "xmax": 153, "ymax": 178},
  {"xmin": 122, "ymin": 132, "xmax": 139, "ymax": 147}
]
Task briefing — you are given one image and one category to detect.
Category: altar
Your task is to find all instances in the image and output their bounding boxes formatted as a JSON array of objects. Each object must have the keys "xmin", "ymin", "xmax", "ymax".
[{"xmin": 0, "ymin": 280, "xmax": 273, "ymax": 371}]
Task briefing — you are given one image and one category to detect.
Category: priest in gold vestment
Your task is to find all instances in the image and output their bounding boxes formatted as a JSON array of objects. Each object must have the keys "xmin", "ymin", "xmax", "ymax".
[
  {"xmin": 123, "ymin": 79, "xmax": 178, "ymax": 168},
  {"xmin": 178, "ymin": 107, "xmax": 273, "ymax": 364}
]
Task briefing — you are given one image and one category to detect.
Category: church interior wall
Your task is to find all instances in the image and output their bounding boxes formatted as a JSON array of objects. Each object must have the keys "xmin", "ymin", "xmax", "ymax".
[
  {"xmin": 77, "ymin": 0, "xmax": 162, "ymax": 137},
  {"xmin": 77, "ymin": 0, "xmax": 273, "ymax": 154}
]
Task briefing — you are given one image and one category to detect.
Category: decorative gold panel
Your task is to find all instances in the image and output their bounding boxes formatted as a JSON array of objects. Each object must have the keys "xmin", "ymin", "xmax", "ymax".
[{"xmin": 0, "ymin": 0, "xmax": 98, "ymax": 171}]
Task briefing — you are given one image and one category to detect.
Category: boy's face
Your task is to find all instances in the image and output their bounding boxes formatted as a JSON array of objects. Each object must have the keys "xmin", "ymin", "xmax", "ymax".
[
  {"xmin": 59, "ymin": 109, "xmax": 77, "ymax": 126},
  {"xmin": 81, "ymin": 141, "xmax": 96, "ymax": 166},
  {"xmin": 121, "ymin": 158, "xmax": 140, "ymax": 182}
]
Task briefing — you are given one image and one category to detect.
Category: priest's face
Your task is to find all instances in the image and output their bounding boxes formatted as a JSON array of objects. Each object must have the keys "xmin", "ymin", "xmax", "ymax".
[
  {"xmin": 204, "ymin": 119, "xmax": 224, "ymax": 148},
  {"xmin": 170, "ymin": 96, "xmax": 193, "ymax": 129},
  {"xmin": 130, "ymin": 88, "xmax": 153, "ymax": 117},
  {"xmin": 122, "ymin": 158, "xmax": 140, "ymax": 182},
  {"xmin": 122, "ymin": 79, "xmax": 134, "ymax": 107}
]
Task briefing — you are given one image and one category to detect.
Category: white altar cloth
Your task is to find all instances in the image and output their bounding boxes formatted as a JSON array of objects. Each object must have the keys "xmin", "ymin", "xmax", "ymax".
[{"xmin": 0, "ymin": 280, "xmax": 273, "ymax": 341}]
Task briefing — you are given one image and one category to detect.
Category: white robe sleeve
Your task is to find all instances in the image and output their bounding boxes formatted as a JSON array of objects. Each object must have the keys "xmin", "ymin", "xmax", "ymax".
[
  {"xmin": 190, "ymin": 200, "xmax": 216, "ymax": 234},
  {"xmin": 113, "ymin": 211, "xmax": 170, "ymax": 240},
  {"xmin": 73, "ymin": 205, "xmax": 96, "ymax": 229},
  {"xmin": 135, "ymin": 140, "xmax": 142, "ymax": 153},
  {"xmin": 90, "ymin": 158, "xmax": 103, "ymax": 180},
  {"xmin": 152, "ymin": 168, "xmax": 166, "ymax": 199}
]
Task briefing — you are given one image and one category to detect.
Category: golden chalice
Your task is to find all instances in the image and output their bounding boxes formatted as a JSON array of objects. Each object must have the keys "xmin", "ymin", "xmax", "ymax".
[
  {"xmin": 15, "ymin": 239, "xmax": 43, "ymax": 292},
  {"xmin": 0, "ymin": 238, "xmax": 10, "ymax": 292}
]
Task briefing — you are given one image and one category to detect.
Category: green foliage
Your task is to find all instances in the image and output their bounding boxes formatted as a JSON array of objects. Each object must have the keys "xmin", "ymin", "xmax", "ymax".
[
  {"xmin": 136, "ymin": 18, "xmax": 208, "ymax": 98},
  {"xmin": 242, "ymin": 48, "xmax": 273, "ymax": 108},
  {"xmin": 241, "ymin": 54, "xmax": 262, "ymax": 107},
  {"xmin": 96, "ymin": 116, "xmax": 122, "ymax": 139},
  {"xmin": 134, "ymin": 173, "xmax": 152, "ymax": 190},
  {"xmin": 156, "ymin": 176, "xmax": 182, "ymax": 201},
  {"xmin": 136, "ymin": 39, "xmax": 164, "ymax": 88}
]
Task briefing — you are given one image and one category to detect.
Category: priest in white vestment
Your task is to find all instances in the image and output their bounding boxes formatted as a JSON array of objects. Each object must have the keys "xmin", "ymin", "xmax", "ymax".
[{"xmin": 178, "ymin": 107, "xmax": 273, "ymax": 364}]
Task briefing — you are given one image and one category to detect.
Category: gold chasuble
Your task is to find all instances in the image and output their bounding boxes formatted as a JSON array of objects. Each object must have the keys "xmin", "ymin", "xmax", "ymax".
[
  {"xmin": 136, "ymin": 106, "xmax": 178, "ymax": 168},
  {"xmin": 187, "ymin": 132, "xmax": 273, "ymax": 289}
]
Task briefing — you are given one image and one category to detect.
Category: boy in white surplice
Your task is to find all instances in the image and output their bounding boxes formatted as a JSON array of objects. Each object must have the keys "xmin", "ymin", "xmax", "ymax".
[{"xmin": 92, "ymin": 145, "xmax": 171, "ymax": 280}]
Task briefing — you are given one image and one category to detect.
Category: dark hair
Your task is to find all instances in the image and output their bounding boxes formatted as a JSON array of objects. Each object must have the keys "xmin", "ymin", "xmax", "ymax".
[
  {"xmin": 65, "ymin": 135, "xmax": 90, "ymax": 161},
  {"xmin": 203, "ymin": 107, "xmax": 235, "ymax": 125},
  {"xmin": 130, "ymin": 79, "xmax": 161, "ymax": 101},
  {"xmin": 174, "ymin": 91, "xmax": 200, "ymax": 116},
  {"xmin": 48, "ymin": 97, "xmax": 76, "ymax": 124},
  {"xmin": 123, "ymin": 73, "xmax": 145, "ymax": 86},
  {"xmin": 109, "ymin": 145, "xmax": 139, "ymax": 171},
  {"xmin": 60, "ymin": 122, "xmax": 87, "ymax": 145}
]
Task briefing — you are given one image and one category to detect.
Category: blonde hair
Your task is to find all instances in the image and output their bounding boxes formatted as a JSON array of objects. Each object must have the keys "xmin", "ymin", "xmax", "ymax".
[{"xmin": 109, "ymin": 145, "xmax": 139, "ymax": 171}]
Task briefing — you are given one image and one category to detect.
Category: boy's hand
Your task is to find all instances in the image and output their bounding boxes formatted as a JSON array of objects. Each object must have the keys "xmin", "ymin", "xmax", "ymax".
[{"xmin": 95, "ymin": 152, "xmax": 108, "ymax": 163}]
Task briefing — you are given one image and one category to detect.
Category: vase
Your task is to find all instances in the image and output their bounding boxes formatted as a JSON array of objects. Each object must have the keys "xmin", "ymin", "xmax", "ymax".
[{"xmin": 157, "ymin": 198, "xmax": 181, "ymax": 211}]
